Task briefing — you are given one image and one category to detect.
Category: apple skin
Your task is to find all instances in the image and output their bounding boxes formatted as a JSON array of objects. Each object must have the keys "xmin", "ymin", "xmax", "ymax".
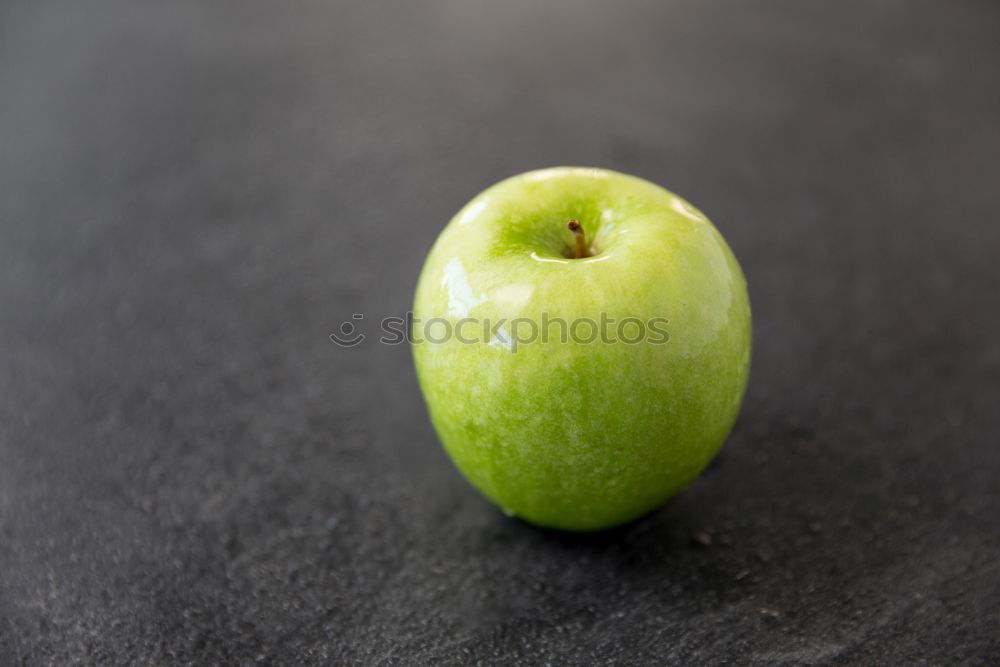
[{"xmin": 413, "ymin": 167, "xmax": 750, "ymax": 531}]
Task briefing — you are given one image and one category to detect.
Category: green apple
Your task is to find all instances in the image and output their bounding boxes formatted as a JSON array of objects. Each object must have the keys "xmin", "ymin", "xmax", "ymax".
[{"xmin": 412, "ymin": 167, "xmax": 750, "ymax": 531}]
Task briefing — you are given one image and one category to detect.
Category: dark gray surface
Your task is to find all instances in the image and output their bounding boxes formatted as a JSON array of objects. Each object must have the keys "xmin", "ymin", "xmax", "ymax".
[{"xmin": 2, "ymin": 0, "xmax": 999, "ymax": 664}]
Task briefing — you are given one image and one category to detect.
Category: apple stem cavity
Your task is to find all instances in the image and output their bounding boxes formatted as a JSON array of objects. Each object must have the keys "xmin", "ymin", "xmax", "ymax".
[{"xmin": 567, "ymin": 220, "xmax": 591, "ymax": 259}]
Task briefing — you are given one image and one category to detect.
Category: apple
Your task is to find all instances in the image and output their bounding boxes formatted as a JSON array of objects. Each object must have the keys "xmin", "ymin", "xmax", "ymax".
[{"xmin": 412, "ymin": 167, "xmax": 750, "ymax": 531}]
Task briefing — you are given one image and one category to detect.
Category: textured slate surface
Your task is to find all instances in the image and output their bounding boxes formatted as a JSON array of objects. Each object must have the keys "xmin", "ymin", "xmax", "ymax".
[{"xmin": 2, "ymin": 0, "xmax": 999, "ymax": 664}]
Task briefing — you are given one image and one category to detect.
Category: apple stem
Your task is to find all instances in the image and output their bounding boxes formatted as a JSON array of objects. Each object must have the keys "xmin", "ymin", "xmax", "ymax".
[{"xmin": 567, "ymin": 220, "xmax": 590, "ymax": 259}]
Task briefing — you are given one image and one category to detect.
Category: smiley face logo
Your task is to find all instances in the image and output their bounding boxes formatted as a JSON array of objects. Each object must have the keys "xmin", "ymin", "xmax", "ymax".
[{"xmin": 329, "ymin": 314, "xmax": 366, "ymax": 347}]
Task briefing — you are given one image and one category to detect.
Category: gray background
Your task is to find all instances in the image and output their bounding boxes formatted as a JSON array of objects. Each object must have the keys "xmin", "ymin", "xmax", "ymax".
[{"xmin": 2, "ymin": 0, "xmax": 999, "ymax": 664}]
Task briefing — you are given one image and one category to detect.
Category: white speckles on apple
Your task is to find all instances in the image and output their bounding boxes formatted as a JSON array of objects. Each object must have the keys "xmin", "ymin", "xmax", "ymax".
[
  {"xmin": 441, "ymin": 257, "xmax": 486, "ymax": 318},
  {"xmin": 529, "ymin": 251, "xmax": 571, "ymax": 264},
  {"xmin": 529, "ymin": 250, "xmax": 612, "ymax": 265},
  {"xmin": 492, "ymin": 283, "xmax": 534, "ymax": 311},
  {"xmin": 523, "ymin": 170, "xmax": 559, "ymax": 182},
  {"xmin": 670, "ymin": 197, "xmax": 708, "ymax": 223},
  {"xmin": 523, "ymin": 166, "xmax": 611, "ymax": 182},
  {"xmin": 456, "ymin": 198, "xmax": 488, "ymax": 225}
]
